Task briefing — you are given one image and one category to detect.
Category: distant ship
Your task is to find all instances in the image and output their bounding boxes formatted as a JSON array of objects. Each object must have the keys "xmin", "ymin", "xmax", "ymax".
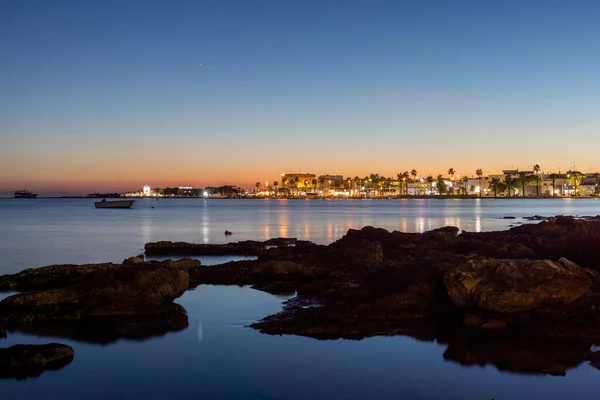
[{"xmin": 14, "ymin": 190, "xmax": 38, "ymax": 198}]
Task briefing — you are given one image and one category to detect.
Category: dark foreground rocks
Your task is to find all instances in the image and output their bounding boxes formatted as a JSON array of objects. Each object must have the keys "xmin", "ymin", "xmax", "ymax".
[
  {"xmin": 0, "ymin": 343, "xmax": 74, "ymax": 380},
  {"xmin": 0, "ymin": 259, "xmax": 199, "ymax": 329},
  {"xmin": 144, "ymin": 237, "xmax": 321, "ymax": 257},
  {"xmin": 4, "ymin": 216, "xmax": 600, "ymax": 376},
  {"xmin": 8, "ymin": 304, "xmax": 188, "ymax": 344},
  {"xmin": 148, "ymin": 217, "xmax": 600, "ymax": 375}
]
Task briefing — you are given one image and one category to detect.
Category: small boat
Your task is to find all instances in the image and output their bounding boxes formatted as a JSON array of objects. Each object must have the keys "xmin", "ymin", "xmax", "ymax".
[
  {"xmin": 94, "ymin": 199, "xmax": 135, "ymax": 209},
  {"xmin": 14, "ymin": 190, "xmax": 37, "ymax": 198}
]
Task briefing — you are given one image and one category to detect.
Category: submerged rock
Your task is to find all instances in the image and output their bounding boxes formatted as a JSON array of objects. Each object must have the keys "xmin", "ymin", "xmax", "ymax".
[{"xmin": 0, "ymin": 343, "xmax": 74, "ymax": 380}]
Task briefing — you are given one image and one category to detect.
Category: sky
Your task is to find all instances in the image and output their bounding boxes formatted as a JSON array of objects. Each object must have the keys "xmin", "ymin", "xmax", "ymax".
[{"xmin": 1, "ymin": 0, "xmax": 599, "ymax": 195}]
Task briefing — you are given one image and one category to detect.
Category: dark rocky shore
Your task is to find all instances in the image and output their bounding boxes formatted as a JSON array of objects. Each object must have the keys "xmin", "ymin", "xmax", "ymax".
[
  {"xmin": 0, "ymin": 343, "xmax": 74, "ymax": 379},
  {"xmin": 3, "ymin": 216, "xmax": 600, "ymax": 376}
]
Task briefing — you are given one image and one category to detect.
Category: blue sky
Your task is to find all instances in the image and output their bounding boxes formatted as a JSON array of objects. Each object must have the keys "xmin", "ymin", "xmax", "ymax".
[{"xmin": 1, "ymin": 0, "xmax": 599, "ymax": 193}]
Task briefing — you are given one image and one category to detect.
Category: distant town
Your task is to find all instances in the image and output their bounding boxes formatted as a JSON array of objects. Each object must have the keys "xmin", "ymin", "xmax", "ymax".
[{"xmin": 90, "ymin": 168, "xmax": 600, "ymax": 199}]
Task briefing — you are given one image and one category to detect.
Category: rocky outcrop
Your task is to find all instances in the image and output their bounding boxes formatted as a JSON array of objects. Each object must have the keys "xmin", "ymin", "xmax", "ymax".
[
  {"xmin": 0, "ymin": 264, "xmax": 189, "ymax": 323},
  {"xmin": 123, "ymin": 255, "xmax": 144, "ymax": 265},
  {"xmin": 0, "ymin": 259, "xmax": 199, "ymax": 327},
  {"xmin": 9, "ymin": 304, "xmax": 188, "ymax": 344},
  {"xmin": 0, "ymin": 258, "xmax": 200, "ymax": 293},
  {"xmin": 4, "ymin": 216, "xmax": 600, "ymax": 376},
  {"xmin": 0, "ymin": 343, "xmax": 74, "ymax": 380},
  {"xmin": 144, "ymin": 238, "xmax": 321, "ymax": 256},
  {"xmin": 0, "ymin": 262, "xmax": 124, "ymax": 291},
  {"xmin": 443, "ymin": 257, "xmax": 592, "ymax": 313},
  {"xmin": 171, "ymin": 217, "xmax": 600, "ymax": 347}
]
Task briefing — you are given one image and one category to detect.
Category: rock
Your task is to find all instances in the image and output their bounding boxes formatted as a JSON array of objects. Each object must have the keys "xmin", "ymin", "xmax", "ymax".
[
  {"xmin": 9, "ymin": 304, "xmax": 188, "ymax": 344},
  {"xmin": 0, "ymin": 325, "xmax": 5, "ymax": 339},
  {"xmin": 502, "ymin": 216, "xmax": 516, "ymax": 219},
  {"xmin": 463, "ymin": 313, "xmax": 483, "ymax": 326},
  {"xmin": 0, "ymin": 262, "xmax": 122, "ymax": 291},
  {"xmin": 444, "ymin": 257, "xmax": 591, "ymax": 314},
  {"xmin": 123, "ymin": 255, "xmax": 144, "ymax": 265},
  {"xmin": 481, "ymin": 319, "xmax": 507, "ymax": 330},
  {"xmin": 224, "ymin": 230, "xmax": 232, "ymax": 235},
  {"xmin": 341, "ymin": 239, "xmax": 383, "ymax": 268},
  {"xmin": 144, "ymin": 238, "xmax": 319, "ymax": 256},
  {"xmin": 0, "ymin": 343, "xmax": 74, "ymax": 380},
  {"xmin": 0, "ymin": 263, "xmax": 189, "ymax": 324}
]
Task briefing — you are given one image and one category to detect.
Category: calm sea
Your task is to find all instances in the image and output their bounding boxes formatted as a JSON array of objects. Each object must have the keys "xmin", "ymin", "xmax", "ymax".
[{"xmin": 1, "ymin": 198, "xmax": 600, "ymax": 399}]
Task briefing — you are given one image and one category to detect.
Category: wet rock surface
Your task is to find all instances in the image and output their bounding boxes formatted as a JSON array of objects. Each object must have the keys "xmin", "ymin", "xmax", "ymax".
[
  {"xmin": 0, "ymin": 259, "xmax": 199, "ymax": 325},
  {"xmin": 4, "ymin": 216, "xmax": 600, "ymax": 376},
  {"xmin": 0, "ymin": 343, "xmax": 74, "ymax": 380},
  {"xmin": 8, "ymin": 303, "xmax": 188, "ymax": 344},
  {"xmin": 165, "ymin": 217, "xmax": 600, "ymax": 376},
  {"xmin": 144, "ymin": 237, "xmax": 322, "ymax": 256}
]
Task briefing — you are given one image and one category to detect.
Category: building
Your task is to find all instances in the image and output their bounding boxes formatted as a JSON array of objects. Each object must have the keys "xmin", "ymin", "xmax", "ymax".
[
  {"xmin": 143, "ymin": 185, "xmax": 151, "ymax": 196},
  {"xmin": 281, "ymin": 173, "xmax": 317, "ymax": 193},
  {"xmin": 177, "ymin": 186, "xmax": 194, "ymax": 196},
  {"xmin": 318, "ymin": 174, "xmax": 345, "ymax": 192}
]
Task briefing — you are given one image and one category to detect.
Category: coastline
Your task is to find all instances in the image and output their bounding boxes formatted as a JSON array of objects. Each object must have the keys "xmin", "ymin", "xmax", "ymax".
[{"xmin": 0, "ymin": 196, "xmax": 598, "ymax": 200}]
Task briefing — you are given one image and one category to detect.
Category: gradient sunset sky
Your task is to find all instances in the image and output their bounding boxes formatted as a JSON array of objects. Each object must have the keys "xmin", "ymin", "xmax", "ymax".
[{"xmin": 1, "ymin": 0, "xmax": 599, "ymax": 195}]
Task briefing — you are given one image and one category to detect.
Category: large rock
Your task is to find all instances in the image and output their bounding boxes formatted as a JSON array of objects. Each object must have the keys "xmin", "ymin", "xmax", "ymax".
[
  {"xmin": 0, "ymin": 259, "xmax": 201, "ymax": 293},
  {"xmin": 0, "ymin": 262, "xmax": 123, "ymax": 291},
  {"xmin": 444, "ymin": 257, "xmax": 592, "ymax": 313},
  {"xmin": 9, "ymin": 304, "xmax": 188, "ymax": 344},
  {"xmin": 0, "ymin": 263, "xmax": 189, "ymax": 323},
  {"xmin": 0, "ymin": 343, "xmax": 74, "ymax": 379},
  {"xmin": 144, "ymin": 238, "xmax": 319, "ymax": 256}
]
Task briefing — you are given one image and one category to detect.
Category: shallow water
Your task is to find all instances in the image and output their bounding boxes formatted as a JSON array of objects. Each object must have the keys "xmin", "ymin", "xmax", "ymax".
[{"xmin": 1, "ymin": 198, "xmax": 600, "ymax": 399}]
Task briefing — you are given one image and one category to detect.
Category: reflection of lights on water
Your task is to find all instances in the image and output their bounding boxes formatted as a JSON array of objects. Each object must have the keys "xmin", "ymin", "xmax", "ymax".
[
  {"xmin": 475, "ymin": 217, "xmax": 481, "ymax": 233},
  {"xmin": 201, "ymin": 206, "xmax": 209, "ymax": 244}
]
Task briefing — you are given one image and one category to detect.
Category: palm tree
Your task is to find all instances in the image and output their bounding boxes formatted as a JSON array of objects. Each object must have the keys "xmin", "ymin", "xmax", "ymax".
[
  {"xmin": 448, "ymin": 168, "xmax": 455, "ymax": 179},
  {"xmin": 505, "ymin": 173, "xmax": 512, "ymax": 197},
  {"xmin": 255, "ymin": 182, "xmax": 261, "ymax": 193},
  {"xmin": 462, "ymin": 176, "xmax": 469, "ymax": 196},
  {"xmin": 402, "ymin": 171, "xmax": 410, "ymax": 195},
  {"xmin": 311, "ymin": 179, "xmax": 318, "ymax": 194},
  {"xmin": 411, "ymin": 169, "xmax": 418, "ymax": 182},
  {"xmin": 273, "ymin": 180, "xmax": 279, "ymax": 195},
  {"xmin": 475, "ymin": 169, "xmax": 483, "ymax": 197},
  {"xmin": 426, "ymin": 175, "xmax": 434, "ymax": 195},
  {"xmin": 567, "ymin": 171, "xmax": 583, "ymax": 196},
  {"xmin": 549, "ymin": 173, "xmax": 557, "ymax": 197},
  {"xmin": 293, "ymin": 177, "xmax": 300, "ymax": 195},
  {"xmin": 436, "ymin": 174, "xmax": 447, "ymax": 195},
  {"xmin": 396, "ymin": 173, "xmax": 403, "ymax": 197},
  {"xmin": 518, "ymin": 172, "xmax": 529, "ymax": 197},
  {"xmin": 533, "ymin": 164, "xmax": 541, "ymax": 196},
  {"xmin": 353, "ymin": 176, "xmax": 361, "ymax": 197},
  {"xmin": 447, "ymin": 168, "xmax": 455, "ymax": 194},
  {"xmin": 489, "ymin": 177, "xmax": 501, "ymax": 197}
]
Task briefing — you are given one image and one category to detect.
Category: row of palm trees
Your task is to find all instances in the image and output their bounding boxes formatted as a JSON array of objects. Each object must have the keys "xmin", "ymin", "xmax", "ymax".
[
  {"xmin": 256, "ymin": 165, "xmax": 598, "ymax": 197},
  {"xmin": 255, "ymin": 168, "xmax": 489, "ymax": 197}
]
